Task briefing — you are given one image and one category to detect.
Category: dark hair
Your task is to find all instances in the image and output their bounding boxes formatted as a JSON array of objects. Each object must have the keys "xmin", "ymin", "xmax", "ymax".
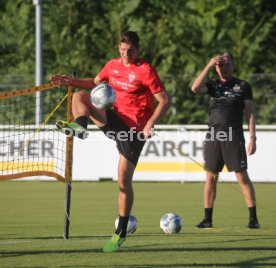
[
  {"xmin": 119, "ymin": 31, "xmax": 140, "ymax": 48},
  {"xmin": 220, "ymin": 52, "xmax": 234, "ymax": 63}
]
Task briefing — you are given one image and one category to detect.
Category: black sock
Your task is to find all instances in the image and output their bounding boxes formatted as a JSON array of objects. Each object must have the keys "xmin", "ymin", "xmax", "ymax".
[
  {"xmin": 249, "ymin": 206, "xmax": 258, "ymax": 221},
  {"xmin": 204, "ymin": 208, "xmax": 213, "ymax": 222},
  {"xmin": 115, "ymin": 215, "xmax": 129, "ymax": 238},
  {"xmin": 76, "ymin": 116, "xmax": 88, "ymax": 129},
  {"xmin": 75, "ymin": 116, "xmax": 88, "ymax": 139}
]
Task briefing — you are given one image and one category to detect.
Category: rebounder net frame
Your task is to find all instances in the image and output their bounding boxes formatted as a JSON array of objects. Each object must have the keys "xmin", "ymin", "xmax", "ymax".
[
  {"xmin": 0, "ymin": 82, "xmax": 73, "ymax": 182},
  {"xmin": 0, "ymin": 82, "xmax": 74, "ymax": 239}
]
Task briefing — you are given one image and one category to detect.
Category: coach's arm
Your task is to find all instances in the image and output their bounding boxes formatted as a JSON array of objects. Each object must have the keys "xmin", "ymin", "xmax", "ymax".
[
  {"xmin": 245, "ymin": 100, "xmax": 257, "ymax": 155},
  {"xmin": 191, "ymin": 57, "xmax": 219, "ymax": 94}
]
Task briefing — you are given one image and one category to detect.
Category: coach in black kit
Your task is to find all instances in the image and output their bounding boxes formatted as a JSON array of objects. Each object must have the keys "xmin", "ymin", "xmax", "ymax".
[{"xmin": 191, "ymin": 52, "xmax": 259, "ymax": 229}]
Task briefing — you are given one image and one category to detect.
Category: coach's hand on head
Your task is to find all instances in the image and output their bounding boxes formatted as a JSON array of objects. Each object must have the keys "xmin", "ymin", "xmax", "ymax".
[
  {"xmin": 207, "ymin": 55, "xmax": 224, "ymax": 68},
  {"xmin": 50, "ymin": 74, "xmax": 72, "ymax": 86}
]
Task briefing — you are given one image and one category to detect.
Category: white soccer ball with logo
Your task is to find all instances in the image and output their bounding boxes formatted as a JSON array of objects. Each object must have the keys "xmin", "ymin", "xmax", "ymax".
[
  {"xmin": 160, "ymin": 213, "xmax": 182, "ymax": 234},
  {"xmin": 90, "ymin": 83, "xmax": 116, "ymax": 109},
  {"xmin": 114, "ymin": 214, "xmax": 137, "ymax": 234}
]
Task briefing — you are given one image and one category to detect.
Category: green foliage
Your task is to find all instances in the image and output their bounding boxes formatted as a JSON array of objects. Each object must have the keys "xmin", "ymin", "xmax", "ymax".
[
  {"xmin": 0, "ymin": 0, "xmax": 275, "ymax": 124},
  {"xmin": 248, "ymin": 74, "xmax": 276, "ymax": 124}
]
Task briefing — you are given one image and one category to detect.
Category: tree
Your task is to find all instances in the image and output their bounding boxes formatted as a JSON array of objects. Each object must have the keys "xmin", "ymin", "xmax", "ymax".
[{"xmin": 0, "ymin": 0, "xmax": 275, "ymax": 124}]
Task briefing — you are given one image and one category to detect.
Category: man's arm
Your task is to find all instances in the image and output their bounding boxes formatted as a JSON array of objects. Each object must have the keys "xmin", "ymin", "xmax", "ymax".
[
  {"xmin": 191, "ymin": 57, "xmax": 219, "ymax": 94},
  {"xmin": 143, "ymin": 90, "xmax": 171, "ymax": 138},
  {"xmin": 50, "ymin": 75, "xmax": 96, "ymax": 89},
  {"xmin": 245, "ymin": 100, "xmax": 257, "ymax": 155}
]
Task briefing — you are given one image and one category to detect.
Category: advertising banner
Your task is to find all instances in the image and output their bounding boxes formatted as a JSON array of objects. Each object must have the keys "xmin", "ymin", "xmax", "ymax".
[
  {"xmin": 1, "ymin": 126, "xmax": 275, "ymax": 182},
  {"xmin": 73, "ymin": 126, "xmax": 276, "ymax": 182}
]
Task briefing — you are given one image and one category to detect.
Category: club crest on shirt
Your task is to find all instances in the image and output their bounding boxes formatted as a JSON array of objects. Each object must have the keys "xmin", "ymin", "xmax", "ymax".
[
  {"xmin": 233, "ymin": 84, "xmax": 241, "ymax": 92},
  {"xmin": 128, "ymin": 72, "xmax": 135, "ymax": 83}
]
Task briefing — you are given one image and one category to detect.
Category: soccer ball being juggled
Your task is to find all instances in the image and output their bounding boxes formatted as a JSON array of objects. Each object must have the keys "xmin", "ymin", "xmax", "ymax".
[
  {"xmin": 115, "ymin": 214, "xmax": 137, "ymax": 234},
  {"xmin": 90, "ymin": 83, "xmax": 116, "ymax": 109},
  {"xmin": 160, "ymin": 213, "xmax": 182, "ymax": 234}
]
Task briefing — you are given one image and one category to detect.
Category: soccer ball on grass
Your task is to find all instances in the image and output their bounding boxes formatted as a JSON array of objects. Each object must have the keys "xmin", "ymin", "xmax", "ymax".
[
  {"xmin": 114, "ymin": 214, "xmax": 137, "ymax": 234},
  {"xmin": 90, "ymin": 83, "xmax": 116, "ymax": 109},
  {"xmin": 160, "ymin": 213, "xmax": 182, "ymax": 234}
]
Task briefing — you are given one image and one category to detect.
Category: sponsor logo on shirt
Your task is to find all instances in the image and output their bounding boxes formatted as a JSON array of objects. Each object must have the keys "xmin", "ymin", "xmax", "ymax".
[{"xmin": 110, "ymin": 78, "xmax": 136, "ymax": 90}]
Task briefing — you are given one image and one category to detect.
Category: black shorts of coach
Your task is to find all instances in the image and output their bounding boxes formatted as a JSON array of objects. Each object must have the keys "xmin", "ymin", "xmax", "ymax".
[
  {"xmin": 203, "ymin": 129, "xmax": 247, "ymax": 174},
  {"xmin": 99, "ymin": 110, "xmax": 145, "ymax": 166}
]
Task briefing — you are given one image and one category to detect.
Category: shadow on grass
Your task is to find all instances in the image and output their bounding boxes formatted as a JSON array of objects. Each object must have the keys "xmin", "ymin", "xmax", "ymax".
[
  {"xmin": 1, "ymin": 233, "xmax": 276, "ymax": 267},
  {"xmin": 0, "ymin": 234, "xmax": 111, "ymax": 241},
  {"xmin": 0, "ymin": 232, "xmax": 274, "ymax": 246},
  {"xmin": 1, "ymin": 245, "xmax": 276, "ymax": 255},
  {"xmin": 2, "ymin": 250, "xmax": 276, "ymax": 268},
  {"xmin": 0, "ymin": 231, "xmax": 272, "ymax": 240},
  {"xmin": 0, "ymin": 248, "xmax": 102, "ymax": 258},
  {"xmin": 1, "ymin": 243, "xmax": 276, "ymax": 267}
]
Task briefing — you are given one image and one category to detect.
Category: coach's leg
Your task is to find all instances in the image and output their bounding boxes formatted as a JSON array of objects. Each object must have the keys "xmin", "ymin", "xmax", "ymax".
[
  {"xmin": 235, "ymin": 170, "xmax": 256, "ymax": 207},
  {"xmin": 204, "ymin": 171, "xmax": 218, "ymax": 208},
  {"xmin": 115, "ymin": 154, "xmax": 136, "ymax": 237},
  {"xmin": 196, "ymin": 171, "xmax": 217, "ymax": 228},
  {"xmin": 236, "ymin": 170, "xmax": 259, "ymax": 228}
]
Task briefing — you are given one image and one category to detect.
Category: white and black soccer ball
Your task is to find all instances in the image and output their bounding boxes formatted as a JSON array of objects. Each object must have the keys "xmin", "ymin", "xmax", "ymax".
[
  {"xmin": 160, "ymin": 213, "xmax": 182, "ymax": 234},
  {"xmin": 90, "ymin": 83, "xmax": 116, "ymax": 109},
  {"xmin": 114, "ymin": 214, "xmax": 137, "ymax": 234}
]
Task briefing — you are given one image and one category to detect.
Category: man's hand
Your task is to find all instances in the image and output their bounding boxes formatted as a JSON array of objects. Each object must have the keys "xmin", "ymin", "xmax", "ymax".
[
  {"xmin": 207, "ymin": 55, "xmax": 225, "ymax": 68},
  {"xmin": 209, "ymin": 55, "xmax": 232, "ymax": 69},
  {"xmin": 247, "ymin": 139, "xmax": 256, "ymax": 155},
  {"xmin": 143, "ymin": 122, "xmax": 155, "ymax": 139},
  {"xmin": 50, "ymin": 75, "xmax": 73, "ymax": 86}
]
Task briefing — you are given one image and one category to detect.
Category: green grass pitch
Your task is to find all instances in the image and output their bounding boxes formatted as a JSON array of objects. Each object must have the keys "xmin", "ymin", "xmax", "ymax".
[{"xmin": 0, "ymin": 181, "xmax": 276, "ymax": 267}]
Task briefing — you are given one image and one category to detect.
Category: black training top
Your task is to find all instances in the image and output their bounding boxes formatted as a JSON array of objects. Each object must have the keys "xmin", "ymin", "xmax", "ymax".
[{"xmin": 205, "ymin": 77, "xmax": 253, "ymax": 131}]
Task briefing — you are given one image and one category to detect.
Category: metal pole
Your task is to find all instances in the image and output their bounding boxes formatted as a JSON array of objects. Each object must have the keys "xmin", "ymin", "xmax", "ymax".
[
  {"xmin": 33, "ymin": 0, "xmax": 43, "ymax": 124},
  {"xmin": 63, "ymin": 72, "xmax": 76, "ymax": 240},
  {"xmin": 64, "ymin": 182, "xmax": 72, "ymax": 240}
]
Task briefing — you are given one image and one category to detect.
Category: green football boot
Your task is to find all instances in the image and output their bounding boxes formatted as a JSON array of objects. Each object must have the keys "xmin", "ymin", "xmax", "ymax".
[
  {"xmin": 103, "ymin": 234, "xmax": 126, "ymax": 253},
  {"xmin": 56, "ymin": 120, "xmax": 88, "ymax": 139}
]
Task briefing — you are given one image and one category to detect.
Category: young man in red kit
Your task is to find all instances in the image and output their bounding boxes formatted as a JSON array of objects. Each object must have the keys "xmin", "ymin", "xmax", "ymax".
[
  {"xmin": 191, "ymin": 52, "xmax": 259, "ymax": 229},
  {"xmin": 51, "ymin": 31, "xmax": 171, "ymax": 252}
]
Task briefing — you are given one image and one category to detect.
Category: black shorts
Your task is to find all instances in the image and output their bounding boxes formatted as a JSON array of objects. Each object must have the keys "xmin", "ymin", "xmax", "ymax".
[
  {"xmin": 99, "ymin": 110, "xmax": 145, "ymax": 166},
  {"xmin": 204, "ymin": 129, "xmax": 247, "ymax": 173}
]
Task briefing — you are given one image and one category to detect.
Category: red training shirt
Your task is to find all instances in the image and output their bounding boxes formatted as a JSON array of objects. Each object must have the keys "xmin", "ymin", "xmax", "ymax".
[{"xmin": 98, "ymin": 58, "xmax": 164, "ymax": 132}]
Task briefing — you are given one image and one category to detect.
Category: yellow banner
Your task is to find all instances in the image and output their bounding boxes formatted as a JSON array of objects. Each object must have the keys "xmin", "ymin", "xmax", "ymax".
[
  {"xmin": 136, "ymin": 162, "xmax": 227, "ymax": 172},
  {"xmin": 0, "ymin": 161, "xmax": 55, "ymax": 172}
]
